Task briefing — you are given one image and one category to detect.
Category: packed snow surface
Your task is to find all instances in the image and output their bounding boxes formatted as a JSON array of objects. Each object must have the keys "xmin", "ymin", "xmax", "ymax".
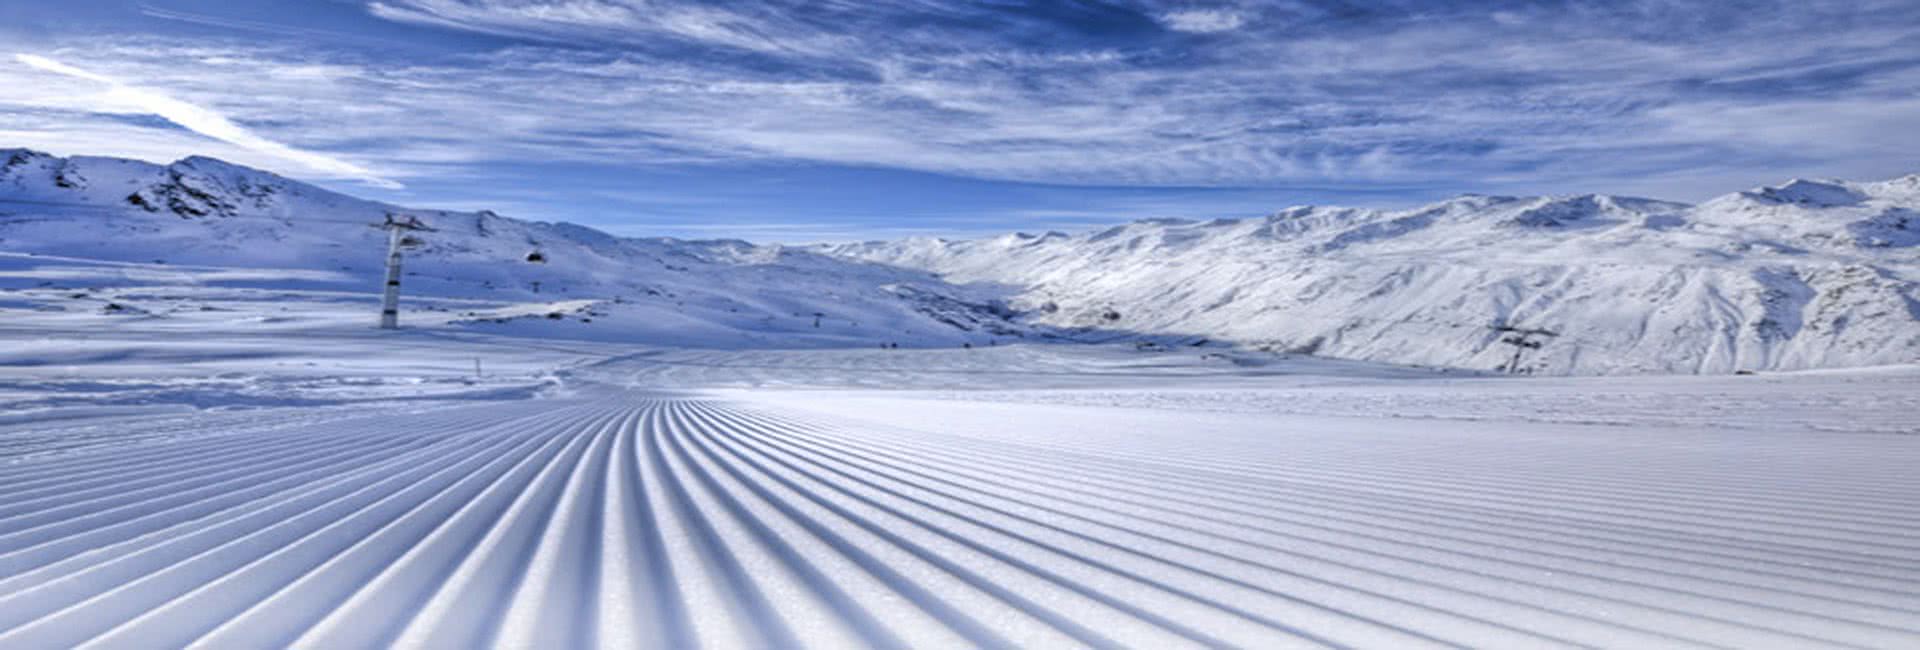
[
  {"xmin": 2, "ymin": 344, "xmax": 1918, "ymax": 648},
  {"xmin": 4, "ymin": 149, "xmax": 1920, "ymax": 647},
  {"xmin": 2, "ymin": 277, "xmax": 1918, "ymax": 648}
]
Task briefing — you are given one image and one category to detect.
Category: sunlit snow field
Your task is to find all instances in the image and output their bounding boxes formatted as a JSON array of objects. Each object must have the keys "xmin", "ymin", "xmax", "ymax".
[{"xmin": 2, "ymin": 262, "xmax": 1918, "ymax": 649}]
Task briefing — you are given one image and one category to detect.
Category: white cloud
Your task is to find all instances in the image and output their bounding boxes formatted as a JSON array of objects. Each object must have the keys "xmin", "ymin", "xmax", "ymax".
[
  {"xmin": 3, "ymin": 0, "xmax": 1917, "ymax": 202},
  {"xmin": 366, "ymin": 0, "xmax": 841, "ymax": 56},
  {"xmin": 1157, "ymin": 9, "xmax": 1247, "ymax": 34},
  {"xmin": 10, "ymin": 53, "xmax": 400, "ymax": 189}
]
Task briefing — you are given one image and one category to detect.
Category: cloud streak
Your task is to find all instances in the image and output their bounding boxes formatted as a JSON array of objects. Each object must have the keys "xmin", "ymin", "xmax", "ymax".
[
  {"xmin": 11, "ymin": 53, "xmax": 400, "ymax": 189},
  {"xmin": 1157, "ymin": 9, "xmax": 1247, "ymax": 34},
  {"xmin": 342, "ymin": 0, "xmax": 1920, "ymax": 193},
  {"xmin": 1, "ymin": 0, "xmax": 1917, "ymax": 238}
]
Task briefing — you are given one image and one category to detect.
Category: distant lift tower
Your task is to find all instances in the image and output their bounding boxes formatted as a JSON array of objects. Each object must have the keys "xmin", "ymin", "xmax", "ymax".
[{"xmin": 377, "ymin": 214, "xmax": 435, "ymax": 329}]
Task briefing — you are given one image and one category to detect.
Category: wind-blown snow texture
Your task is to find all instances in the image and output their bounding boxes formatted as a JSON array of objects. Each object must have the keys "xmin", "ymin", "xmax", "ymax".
[{"xmin": 827, "ymin": 178, "xmax": 1920, "ymax": 374}]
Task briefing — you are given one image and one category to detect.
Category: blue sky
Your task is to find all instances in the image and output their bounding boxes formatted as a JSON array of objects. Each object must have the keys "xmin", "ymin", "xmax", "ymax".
[{"xmin": 2, "ymin": 0, "xmax": 1917, "ymax": 241}]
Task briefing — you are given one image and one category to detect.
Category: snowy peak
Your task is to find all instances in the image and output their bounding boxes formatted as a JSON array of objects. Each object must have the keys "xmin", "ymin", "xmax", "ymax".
[
  {"xmin": 1740, "ymin": 178, "xmax": 1867, "ymax": 207},
  {"xmin": 133, "ymin": 155, "xmax": 368, "ymax": 219},
  {"xmin": 128, "ymin": 160, "xmax": 277, "ymax": 218},
  {"xmin": 0, "ymin": 150, "xmax": 1038, "ymax": 348},
  {"xmin": 1, "ymin": 148, "xmax": 52, "ymax": 174},
  {"xmin": 1864, "ymin": 173, "xmax": 1920, "ymax": 201},
  {"xmin": 988, "ymin": 231, "xmax": 1068, "ymax": 248},
  {"xmin": 1, "ymin": 148, "xmax": 370, "ymax": 220},
  {"xmin": 8, "ymin": 149, "xmax": 1917, "ymax": 374},
  {"xmin": 1190, "ymin": 193, "xmax": 1685, "ymax": 249},
  {"xmin": 1503, "ymin": 194, "xmax": 1686, "ymax": 229},
  {"xmin": 0, "ymin": 148, "xmax": 81, "ymax": 191},
  {"xmin": 1689, "ymin": 173, "xmax": 1920, "ymax": 250},
  {"xmin": 825, "ymin": 172, "xmax": 1920, "ymax": 375}
]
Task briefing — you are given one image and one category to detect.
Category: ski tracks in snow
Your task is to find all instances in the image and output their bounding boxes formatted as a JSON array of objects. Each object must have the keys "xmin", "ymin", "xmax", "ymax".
[{"xmin": 0, "ymin": 392, "xmax": 1917, "ymax": 649}]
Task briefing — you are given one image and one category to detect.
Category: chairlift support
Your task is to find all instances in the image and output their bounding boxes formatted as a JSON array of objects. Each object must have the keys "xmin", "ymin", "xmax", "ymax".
[{"xmin": 377, "ymin": 213, "xmax": 437, "ymax": 329}]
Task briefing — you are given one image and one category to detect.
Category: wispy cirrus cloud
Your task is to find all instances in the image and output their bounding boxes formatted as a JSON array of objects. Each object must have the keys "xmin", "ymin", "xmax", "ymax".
[
  {"xmin": 2, "ymin": 0, "xmax": 1918, "ymax": 238},
  {"xmin": 343, "ymin": 0, "xmax": 1920, "ymax": 194},
  {"xmin": 9, "ymin": 52, "xmax": 400, "ymax": 188},
  {"xmin": 365, "ymin": 0, "xmax": 848, "ymax": 56}
]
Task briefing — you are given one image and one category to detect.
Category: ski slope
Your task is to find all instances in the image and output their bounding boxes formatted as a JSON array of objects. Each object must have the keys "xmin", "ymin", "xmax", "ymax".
[
  {"xmin": 3, "ymin": 149, "xmax": 1918, "ymax": 647},
  {"xmin": 2, "ymin": 370, "xmax": 1918, "ymax": 649},
  {"xmin": 0, "ymin": 150, "xmax": 1039, "ymax": 351}
]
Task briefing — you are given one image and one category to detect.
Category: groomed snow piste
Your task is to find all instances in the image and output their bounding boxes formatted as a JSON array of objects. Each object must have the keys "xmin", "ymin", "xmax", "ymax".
[
  {"xmin": 2, "ymin": 355, "xmax": 1918, "ymax": 649},
  {"xmin": 3, "ymin": 149, "xmax": 1918, "ymax": 648}
]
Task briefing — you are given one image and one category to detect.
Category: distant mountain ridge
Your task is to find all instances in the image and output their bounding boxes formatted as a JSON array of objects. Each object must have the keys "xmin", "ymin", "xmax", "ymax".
[
  {"xmin": 5, "ymin": 148, "xmax": 1915, "ymax": 373},
  {"xmin": 821, "ymin": 174, "xmax": 1920, "ymax": 374},
  {"xmin": 0, "ymin": 148, "xmax": 1033, "ymax": 348}
]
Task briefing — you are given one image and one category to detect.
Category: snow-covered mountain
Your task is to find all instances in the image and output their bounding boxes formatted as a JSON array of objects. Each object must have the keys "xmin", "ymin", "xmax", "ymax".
[
  {"xmin": 823, "ymin": 178, "xmax": 1920, "ymax": 374},
  {"xmin": 7, "ymin": 148, "xmax": 1916, "ymax": 374},
  {"xmin": 0, "ymin": 149, "xmax": 1028, "ymax": 348}
]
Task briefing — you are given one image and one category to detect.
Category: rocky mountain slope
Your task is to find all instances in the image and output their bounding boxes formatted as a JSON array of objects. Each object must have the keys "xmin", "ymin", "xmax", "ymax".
[
  {"xmin": 823, "ymin": 177, "xmax": 1920, "ymax": 374},
  {"xmin": 0, "ymin": 149, "xmax": 1028, "ymax": 348},
  {"xmin": 7, "ymin": 148, "xmax": 1915, "ymax": 374}
]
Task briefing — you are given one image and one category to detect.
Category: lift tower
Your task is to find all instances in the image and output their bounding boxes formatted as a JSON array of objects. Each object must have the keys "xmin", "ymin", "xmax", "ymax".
[{"xmin": 377, "ymin": 214, "xmax": 435, "ymax": 329}]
